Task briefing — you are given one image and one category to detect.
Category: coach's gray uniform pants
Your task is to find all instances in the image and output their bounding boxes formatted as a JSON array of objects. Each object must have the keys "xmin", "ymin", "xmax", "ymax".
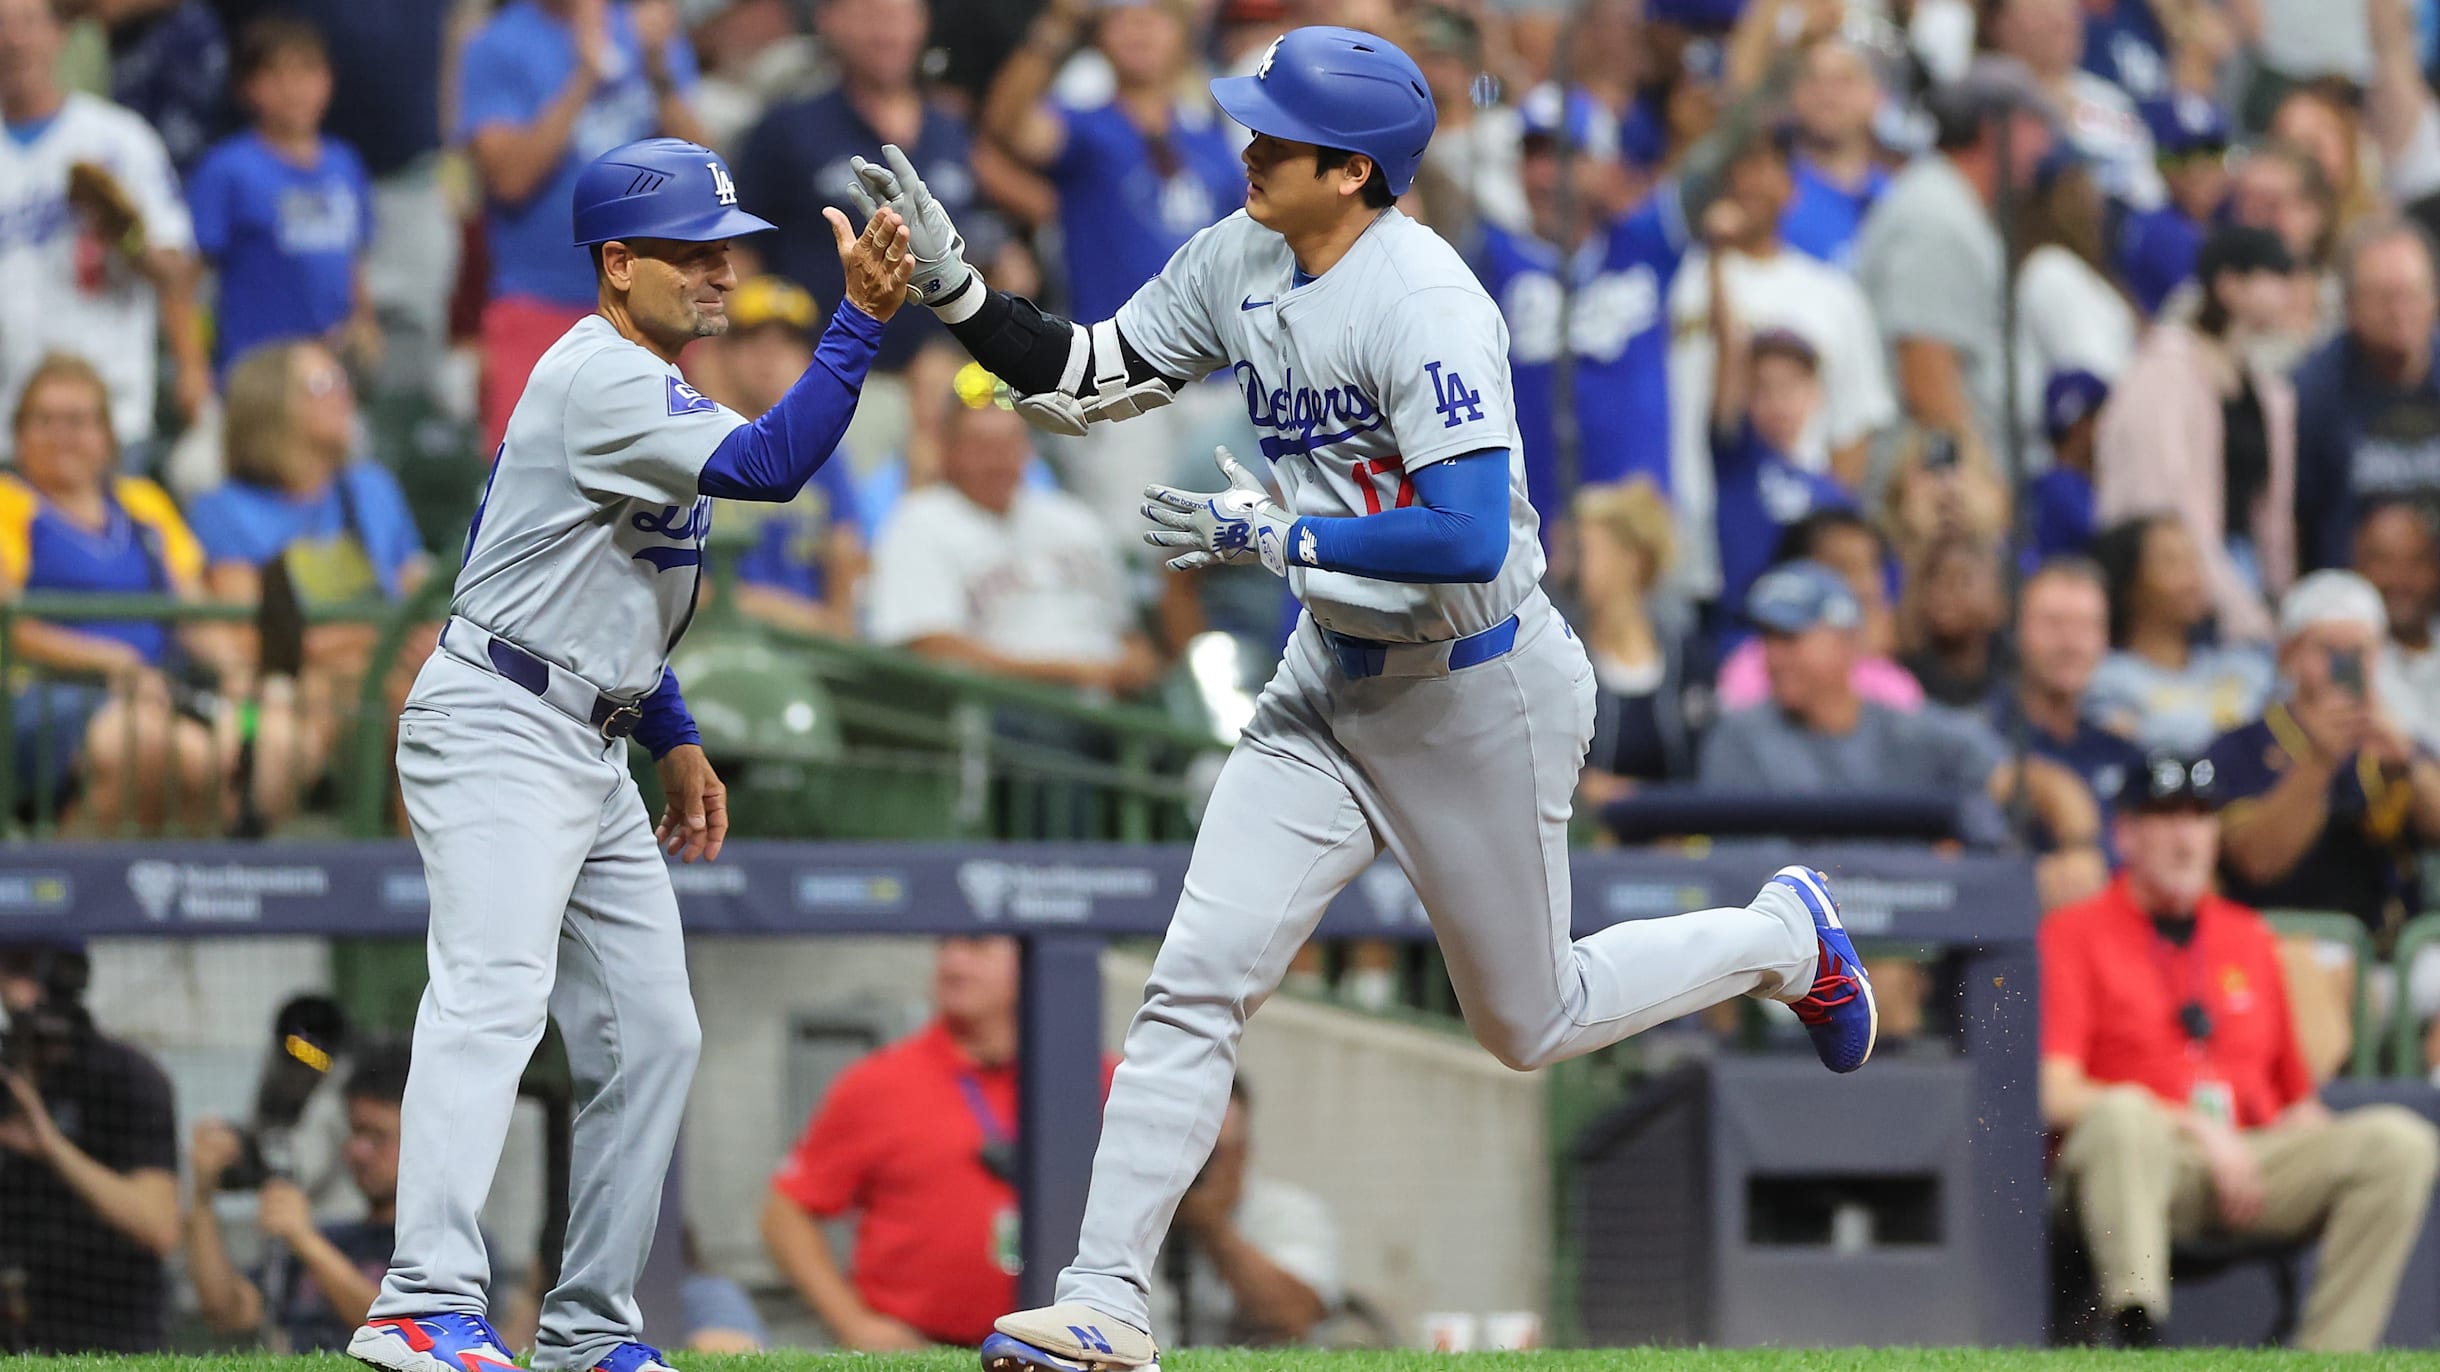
[
  {"xmin": 371, "ymin": 651, "xmax": 701, "ymax": 1368},
  {"xmin": 1057, "ymin": 596, "xmax": 1815, "ymax": 1333}
]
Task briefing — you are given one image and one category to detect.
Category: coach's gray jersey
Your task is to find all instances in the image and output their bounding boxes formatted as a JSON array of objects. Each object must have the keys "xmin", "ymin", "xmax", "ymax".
[
  {"xmin": 453, "ymin": 316, "xmax": 746, "ymax": 698},
  {"xmin": 1117, "ymin": 208, "xmax": 1541, "ymax": 642}
]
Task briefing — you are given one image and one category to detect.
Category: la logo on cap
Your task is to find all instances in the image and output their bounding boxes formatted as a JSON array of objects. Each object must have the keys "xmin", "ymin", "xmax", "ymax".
[
  {"xmin": 707, "ymin": 161, "xmax": 738, "ymax": 207},
  {"xmin": 1258, "ymin": 35, "xmax": 1281, "ymax": 78}
]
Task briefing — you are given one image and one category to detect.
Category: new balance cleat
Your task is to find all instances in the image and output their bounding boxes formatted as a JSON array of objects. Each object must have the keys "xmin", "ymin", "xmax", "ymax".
[
  {"xmin": 586, "ymin": 1343, "xmax": 676, "ymax": 1372},
  {"xmin": 1767, "ymin": 864, "xmax": 1877, "ymax": 1073},
  {"xmin": 984, "ymin": 1304, "xmax": 1160, "ymax": 1372},
  {"xmin": 348, "ymin": 1313, "xmax": 519, "ymax": 1372}
]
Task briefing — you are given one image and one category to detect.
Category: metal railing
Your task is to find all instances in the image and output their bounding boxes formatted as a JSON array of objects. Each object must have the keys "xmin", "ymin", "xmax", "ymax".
[{"xmin": 0, "ymin": 587, "xmax": 1228, "ymax": 845}]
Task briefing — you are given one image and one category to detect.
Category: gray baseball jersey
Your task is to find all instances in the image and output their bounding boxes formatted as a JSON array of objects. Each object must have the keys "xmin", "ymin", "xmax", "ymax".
[
  {"xmin": 1042, "ymin": 206, "xmax": 1824, "ymax": 1344},
  {"xmin": 455, "ymin": 315, "xmax": 747, "ymax": 698},
  {"xmin": 1117, "ymin": 208, "xmax": 1543, "ymax": 643},
  {"xmin": 371, "ymin": 313, "xmax": 738, "ymax": 1367}
]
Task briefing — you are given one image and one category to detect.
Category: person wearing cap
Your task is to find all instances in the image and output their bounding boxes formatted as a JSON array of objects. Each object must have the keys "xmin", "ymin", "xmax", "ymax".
[
  {"xmin": 2030, "ymin": 369, "xmax": 2107, "ymax": 560},
  {"xmin": 2117, "ymin": 93, "xmax": 2233, "ymax": 316},
  {"xmin": 2096, "ymin": 225, "xmax": 2300, "ymax": 644},
  {"xmin": 1700, "ymin": 558, "xmax": 2105, "ymax": 914},
  {"xmin": 0, "ymin": 939, "xmax": 180, "ymax": 1352},
  {"xmin": 454, "ymin": 0, "xmax": 711, "ymax": 456},
  {"xmin": 686, "ymin": 277, "xmax": 870, "ymax": 638},
  {"xmin": 1408, "ymin": 4, "xmax": 1528, "ymax": 238},
  {"xmin": 2041, "ymin": 754, "xmax": 2440, "ymax": 1352},
  {"xmin": 2202, "ymin": 570, "xmax": 2440, "ymax": 941},
  {"xmin": 1664, "ymin": 115, "xmax": 1892, "ymax": 581},
  {"xmin": 1693, "ymin": 197, "xmax": 1860, "ymax": 624},
  {"xmin": 2294, "ymin": 219, "xmax": 2440, "ymax": 573},
  {"xmin": 1855, "ymin": 55, "xmax": 2058, "ymax": 460}
]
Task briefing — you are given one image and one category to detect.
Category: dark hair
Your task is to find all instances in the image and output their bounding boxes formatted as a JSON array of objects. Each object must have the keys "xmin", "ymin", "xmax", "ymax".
[
  {"xmin": 234, "ymin": 15, "xmax": 327, "ymax": 84},
  {"xmin": 2353, "ymin": 495, "xmax": 2440, "ymax": 550},
  {"xmin": 2024, "ymin": 553, "xmax": 2107, "ymax": 600},
  {"xmin": 2089, "ymin": 514, "xmax": 2178, "ymax": 648},
  {"xmin": 346, "ymin": 1043, "xmax": 412, "ymax": 1107},
  {"xmin": 1314, "ymin": 146, "xmax": 1398, "ymax": 210},
  {"xmin": 1771, "ymin": 507, "xmax": 1882, "ymax": 569}
]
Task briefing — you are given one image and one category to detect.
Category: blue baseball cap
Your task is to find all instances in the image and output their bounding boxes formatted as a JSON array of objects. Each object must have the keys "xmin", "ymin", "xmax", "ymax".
[
  {"xmin": 2043, "ymin": 369, "xmax": 2110, "ymax": 440},
  {"xmin": 2139, "ymin": 93, "xmax": 2231, "ymax": 158},
  {"xmin": 1747, "ymin": 560, "xmax": 1863, "ymax": 634}
]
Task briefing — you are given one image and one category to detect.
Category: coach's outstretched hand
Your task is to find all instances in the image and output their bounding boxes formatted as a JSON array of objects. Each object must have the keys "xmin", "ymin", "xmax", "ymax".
[
  {"xmin": 825, "ymin": 205, "xmax": 916, "ymax": 323},
  {"xmin": 845, "ymin": 144, "xmax": 976, "ymax": 307},
  {"xmin": 655, "ymin": 744, "xmax": 729, "ymax": 864}
]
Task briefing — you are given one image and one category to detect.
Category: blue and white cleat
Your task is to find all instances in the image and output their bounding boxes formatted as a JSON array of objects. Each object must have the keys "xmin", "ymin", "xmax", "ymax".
[
  {"xmin": 348, "ymin": 1313, "xmax": 519, "ymax": 1372},
  {"xmin": 1768, "ymin": 864, "xmax": 1877, "ymax": 1073},
  {"xmin": 983, "ymin": 1304, "xmax": 1160, "ymax": 1372},
  {"xmin": 586, "ymin": 1343, "xmax": 678, "ymax": 1372}
]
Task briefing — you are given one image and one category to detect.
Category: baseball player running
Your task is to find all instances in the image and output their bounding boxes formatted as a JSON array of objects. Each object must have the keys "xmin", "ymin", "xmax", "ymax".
[
  {"xmin": 847, "ymin": 26, "xmax": 1878, "ymax": 1372},
  {"xmin": 347, "ymin": 138, "xmax": 913, "ymax": 1372}
]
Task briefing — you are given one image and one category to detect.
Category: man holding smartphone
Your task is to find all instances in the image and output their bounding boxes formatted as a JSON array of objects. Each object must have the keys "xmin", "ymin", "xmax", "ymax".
[{"xmin": 2203, "ymin": 571, "xmax": 2440, "ymax": 943}]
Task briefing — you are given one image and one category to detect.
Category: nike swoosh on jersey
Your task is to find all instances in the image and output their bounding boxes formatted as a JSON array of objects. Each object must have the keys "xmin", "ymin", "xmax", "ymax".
[{"xmin": 1241, "ymin": 296, "xmax": 1272, "ymax": 310}]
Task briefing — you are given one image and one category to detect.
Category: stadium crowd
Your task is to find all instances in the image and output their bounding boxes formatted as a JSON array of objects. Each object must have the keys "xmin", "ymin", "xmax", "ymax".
[{"xmin": 12, "ymin": 0, "xmax": 2440, "ymax": 1353}]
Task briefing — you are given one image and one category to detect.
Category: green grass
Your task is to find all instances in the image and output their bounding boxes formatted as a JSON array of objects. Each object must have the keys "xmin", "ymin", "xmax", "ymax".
[{"xmin": 16, "ymin": 1352, "xmax": 2440, "ymax": 1372}]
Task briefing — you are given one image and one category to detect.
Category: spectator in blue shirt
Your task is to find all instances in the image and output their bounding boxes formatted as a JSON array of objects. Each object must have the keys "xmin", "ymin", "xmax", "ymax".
[
  {"xmin": 188, "ymin": 17, "xmax": 374, "ymax": 378},
  {"xmin": 2297, "ymin": 220, "xmax": 2440, "ymax": 573},
  {"xmin": 981, "ymin": 0, "xmax": 1239, "ymax": 327},
  {"xmin": 1699, "ymin": 204, "xmax": 1855, "ymax": 628},
  {"xmin": 457, "ymin": 0, "xmax": 706, "ymax": 453},
  {"xmin": 978, "ymin": 0, "xmax": 1243, "ymax": 543},
  {"xmin": 2117, "ymin": 93, "xmax": 2231, "ymax": 316},
  {"xmin": 99, "ymin": 0, "xmax": 229, "ymax": 177},
  {"xmin": 737, "ymin": 0, "xmax": 977, "ymax": 376},
  {"xmin": 2031, "ymin": 369, "xmax": 2107, "ymax": 562},
  {"xmin": 236, "ymin": 0, "xmax": 456, "ymax": 402},
  {"xmin": 686, "ymin": 276, "xmax": 868, "ymax": 638},
  {"xmin": 1780, "ymin": 35, "xmax": 1888, "ymax": 269}
]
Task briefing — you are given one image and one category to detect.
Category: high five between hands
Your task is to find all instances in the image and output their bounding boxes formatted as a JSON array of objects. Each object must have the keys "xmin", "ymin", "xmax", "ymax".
[{"xmin": 841, "ymin": 142, "xmax": 1286, "ymax": 573}]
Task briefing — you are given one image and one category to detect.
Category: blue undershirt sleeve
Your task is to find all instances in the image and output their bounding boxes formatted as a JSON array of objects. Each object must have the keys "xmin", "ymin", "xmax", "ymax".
[
  {"xmin": 697, "ymin": 302, "xmax": 886, "ymax": 502},
  {"xmin": 1294, "ymin": 450, "xmax": 1512, "ymax": 584},
  {"xmin": 635, "ymin": 666, "xmax": 702, "ymax": 760}
]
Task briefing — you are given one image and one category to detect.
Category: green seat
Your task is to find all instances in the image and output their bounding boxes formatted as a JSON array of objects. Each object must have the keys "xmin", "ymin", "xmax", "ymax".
[
  {"xmin": 2263, "ymin": 910, "xmax": 2381, "ymax": 1079},
  {"xmin": 2388, "ymin": 913, "xmax": 2440, "ymax": 1080}
]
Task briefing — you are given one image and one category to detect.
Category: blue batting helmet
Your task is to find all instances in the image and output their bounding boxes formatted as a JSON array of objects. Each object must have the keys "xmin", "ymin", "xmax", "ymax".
[
  {"xmin": 1211, "ymin": 26, "xmax": 1435, "ymax": 196},
  {"xmin": 572, "ymin": 138, "xmax": 774, "ymax": 247}
]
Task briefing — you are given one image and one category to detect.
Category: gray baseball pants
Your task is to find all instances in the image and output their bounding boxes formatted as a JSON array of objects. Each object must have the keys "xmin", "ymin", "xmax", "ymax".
[
  {"xmin": 1056, "ymin": 596, "xmax": 1816, "ymax": 1333},
  {"xmin": 370, "ymin": 650, "xmax": 700, "ymax": 1368}
]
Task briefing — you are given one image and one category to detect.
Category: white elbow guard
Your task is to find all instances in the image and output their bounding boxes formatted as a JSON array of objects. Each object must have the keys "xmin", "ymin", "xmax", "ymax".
[{"xmin": 1012, "ymin": 320, "xmax": 1176, "ymax": 436}]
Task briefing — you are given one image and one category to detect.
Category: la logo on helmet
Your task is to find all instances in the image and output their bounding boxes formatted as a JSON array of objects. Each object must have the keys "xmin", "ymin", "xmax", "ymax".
[
  {"xmin": 1258, "ymin": 35, "xmax": 1281, "ymax": 78},
  {"xmin": 707, "ymin": 161, "xmax": 738, "ymax": 207}
]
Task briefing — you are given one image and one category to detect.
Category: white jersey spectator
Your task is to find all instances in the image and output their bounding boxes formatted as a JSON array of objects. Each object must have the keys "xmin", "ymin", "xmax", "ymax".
[
  {"xmin": 0, "ymin": 89, "xmax": 195, "ymax": 458},
  {"xmin": 867, "ymin": 400, "xmax": 1158, "ymax": 697}
]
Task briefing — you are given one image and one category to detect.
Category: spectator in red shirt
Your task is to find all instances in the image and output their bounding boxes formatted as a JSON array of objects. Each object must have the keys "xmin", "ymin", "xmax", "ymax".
[
  {"xmin": 2042, "ymin": 754, "xmax": 2440, "ymax": 1350},
  {"xmin": 760, "ymin": 936, "xmax": 1045, "ymax": 1349}
]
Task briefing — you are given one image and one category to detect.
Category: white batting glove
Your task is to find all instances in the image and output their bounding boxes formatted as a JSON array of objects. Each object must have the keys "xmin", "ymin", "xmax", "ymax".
[
  {"xmin": 1144, "ymin": 447, "xmax": 1302, "ymax": 576},
  {"xmin": 845, "ymin": 145, "xmax": 975, "ymax": 308}
]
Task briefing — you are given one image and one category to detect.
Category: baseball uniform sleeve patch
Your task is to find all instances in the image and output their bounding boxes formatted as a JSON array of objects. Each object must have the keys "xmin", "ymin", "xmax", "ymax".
[{"xmin": 666, "ymin": 376, "xmax": 719, "ymax": 416}]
